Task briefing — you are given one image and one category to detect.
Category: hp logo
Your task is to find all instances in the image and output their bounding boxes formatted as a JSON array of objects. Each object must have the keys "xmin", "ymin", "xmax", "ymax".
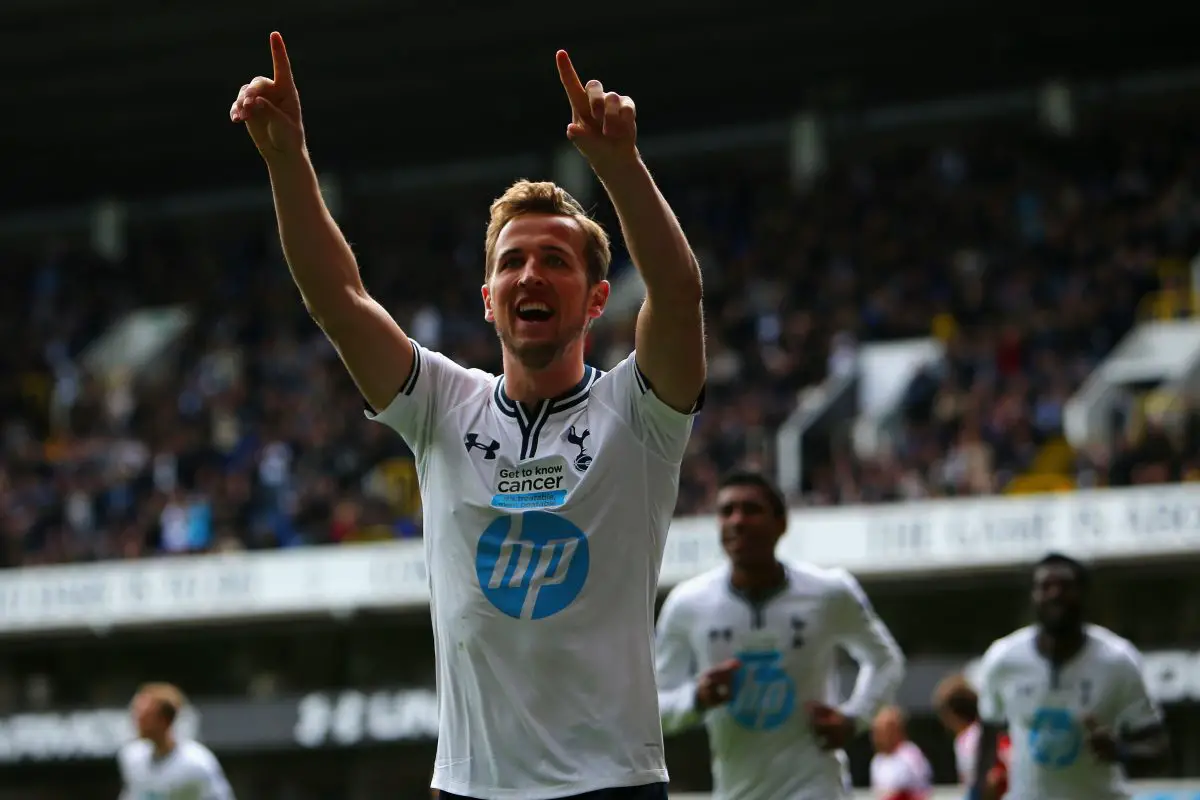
[
  {"xmin": 475, "ymin": 511, "xmax": 589, "ymax": 620},
  {"xmin": 729, "ymin": 650, "xmax": 796, "ymax": 731},
  {"xmin": 1028, "ymin": 707, "xmax": 1082, "ymax": 769}
]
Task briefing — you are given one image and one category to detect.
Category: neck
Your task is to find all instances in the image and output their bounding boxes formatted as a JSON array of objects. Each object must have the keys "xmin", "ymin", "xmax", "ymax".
[
  {"xmin": 730, "ymin": 560, "xmax": 786, "ymax": 599},
  {"xmin": 1037, "ymin": 625, "xmax": 1086, "ymax": 663},
  {"xmin": 502, "ymin": 347, "xmax": 586, "ymax": 404},
  {"xmin": 150, "ymin": 732, "xmax": 176, "ymax": 758}
]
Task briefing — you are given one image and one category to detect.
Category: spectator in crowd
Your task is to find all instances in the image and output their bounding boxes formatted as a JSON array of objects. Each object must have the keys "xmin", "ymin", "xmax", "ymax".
[{"xmin": 2, "ymin": 112, "xmax": 1199, "ymax": 567}]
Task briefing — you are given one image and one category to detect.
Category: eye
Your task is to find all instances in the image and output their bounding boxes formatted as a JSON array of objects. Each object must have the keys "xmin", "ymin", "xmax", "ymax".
[
  {"xmin": 545, "ymin": 254, "xmax": 567, "ymax": 268},
  {"xmin": 501, "ymin": 256, "xmax": 523, "ymax": 271}
]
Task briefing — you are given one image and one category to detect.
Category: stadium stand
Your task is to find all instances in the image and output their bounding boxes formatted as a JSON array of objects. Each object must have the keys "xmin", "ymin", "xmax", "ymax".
[{"xmin": 3, "ymin": 109, "xmax": 1199, "ymax": 566}]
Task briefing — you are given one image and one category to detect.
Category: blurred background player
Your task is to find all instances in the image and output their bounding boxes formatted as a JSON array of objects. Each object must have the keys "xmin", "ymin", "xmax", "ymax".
[
  {"xmin": 656, "ymin": 470, "xmax": 904, "ymax": 799},
  {"xmin": 972, "ymin": 553, "xmax": 1170, "ymax": 800},
  {"xmin": 868, "ymin": 706, "xmax": 933, "ymax": 800},
  {"xmin": 118, "ymin": 683, "xmax": 234, "ymax": 800},
  {"xmin": 231, "ymin": 32, "xmax": 704, "ymax": 800},
  {"xmin": 933, "ymin": 674, "xmax": 1010, "ymax": 795}
]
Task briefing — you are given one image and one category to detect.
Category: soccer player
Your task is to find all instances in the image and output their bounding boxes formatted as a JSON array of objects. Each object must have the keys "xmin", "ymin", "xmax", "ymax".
[
  {"xmin": 868, "ymin": 706, "xmax": 933, "ymax": 800},
  {"xmin": 932, "ymin": 673, "xmax": 1009, "ymax": 793},
  {"xmin": 118, "ymin": 683, "xmax": 233, "ymax": 800},
  {"xmin": 655, "ymin": 470, "xmax": 904, "ymax": 800},
  {"xmin": 231, "ymin": 34, "xmax": 705, "ymax": 800},
  {"xmin": 971, "ymin": 553, "xmax": 1170, "ymax": 800}
]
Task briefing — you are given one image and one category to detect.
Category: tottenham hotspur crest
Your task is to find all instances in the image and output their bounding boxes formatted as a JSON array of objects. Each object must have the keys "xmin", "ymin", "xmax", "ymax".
[{"xmin": 566, "ymin": 426, "xmax": 591, "ymax": 472}]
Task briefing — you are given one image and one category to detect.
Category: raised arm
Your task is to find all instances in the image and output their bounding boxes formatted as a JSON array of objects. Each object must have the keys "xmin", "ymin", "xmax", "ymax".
[
  {"xmin": 230, "ymin": 32, "xmax": 412, "ymax": 412},
  {"xmin": 556, "ymin": 52, "xmax": 705, "ymax": 413}
]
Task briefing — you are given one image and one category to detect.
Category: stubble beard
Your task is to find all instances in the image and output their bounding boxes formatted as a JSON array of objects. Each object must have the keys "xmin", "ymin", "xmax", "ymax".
[{"xmin": 497, "ymin": 313, "xmax": 590, "ymax": 372}]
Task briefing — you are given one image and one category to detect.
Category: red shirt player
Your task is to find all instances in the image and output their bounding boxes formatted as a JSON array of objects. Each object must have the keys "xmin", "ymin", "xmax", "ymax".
[{"xmin": 934, "ymin": 674, "xmax": 1010, "ymax": 797}]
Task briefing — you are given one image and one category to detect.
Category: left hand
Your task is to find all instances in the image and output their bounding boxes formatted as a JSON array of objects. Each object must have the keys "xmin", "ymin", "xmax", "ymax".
[
  {"xmin": 1083, "ymin": 716, "xmax": 1121, "ymax": 763},
  {"xmin": 555, "ymin": 50, "xmax": 638, "ymax": 172},
  {"xmin": 806, "ymin": 702, "xmax": 856, "ymax": 751}
]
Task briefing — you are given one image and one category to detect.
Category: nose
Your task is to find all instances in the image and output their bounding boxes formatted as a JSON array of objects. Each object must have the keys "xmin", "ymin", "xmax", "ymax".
[
  {"xmin": 515, "ymin": 259, "xmax": 547, "ymax": 286},
  {"xmin": 1042, "ymin": 580, "xmax": 1067, "ymax": 600}
]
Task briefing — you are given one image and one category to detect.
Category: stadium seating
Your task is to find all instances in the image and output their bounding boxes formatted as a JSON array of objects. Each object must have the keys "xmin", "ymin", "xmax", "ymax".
[{"xmin": 1, "ymin": 112, "xmax": 1198, "ymax": 568}]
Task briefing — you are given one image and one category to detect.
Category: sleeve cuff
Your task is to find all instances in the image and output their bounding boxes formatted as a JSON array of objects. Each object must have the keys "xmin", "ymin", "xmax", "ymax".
[{"xmin": 634, "ymin": 364, "xmax": 706, "ymax": 416}]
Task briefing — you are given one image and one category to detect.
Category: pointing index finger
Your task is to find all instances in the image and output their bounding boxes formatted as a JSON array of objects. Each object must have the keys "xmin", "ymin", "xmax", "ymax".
[
  {"xmin": 270, "ymin": 31, "xmax": 294, "ymax": 87},
  {"xmin": 556, "ymin": 50, "xmax": 589, "ymax": 119}
]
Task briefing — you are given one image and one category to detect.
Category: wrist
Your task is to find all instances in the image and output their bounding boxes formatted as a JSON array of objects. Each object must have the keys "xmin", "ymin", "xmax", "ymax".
[
  {"xmin": 264, "ymin": 147, "xmax": 315, "ymax": 176},
  {"xmin": 692, "ymin": 684, "xmax": 707, "ymax": 712},
  {"xmin": 837, "ymin": 707, "xmax": 865, "ymax": 735},
  {"xmin": 591, "ymin": 150, "xmax": 647, "ymax": 186}
]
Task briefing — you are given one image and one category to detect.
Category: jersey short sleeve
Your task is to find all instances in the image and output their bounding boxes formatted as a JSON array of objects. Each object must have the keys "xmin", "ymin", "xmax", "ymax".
[
  {"xmin": 975, "ymin": 642, "xmax": 1008, "ymax": 724},
  {"xmin": 365, "ymin": 340, "xmax": 492, "ymax": 454},
  {"xmin": 1111, "ymin": 646, "xmax": 1163, "ymax": 734},
  {"xmin": 590, "ymin": 352, "xmax": 703, "ymax": 463}
]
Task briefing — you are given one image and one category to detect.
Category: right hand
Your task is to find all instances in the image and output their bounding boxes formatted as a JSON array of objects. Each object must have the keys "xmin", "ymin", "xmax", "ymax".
[
  {"xmin": 694, "ymin": 659, "xmax": 741, "ymax": 710},
  {"xmin": 230, "ymin": 32, "xmax": 306, "ymax": 160}
]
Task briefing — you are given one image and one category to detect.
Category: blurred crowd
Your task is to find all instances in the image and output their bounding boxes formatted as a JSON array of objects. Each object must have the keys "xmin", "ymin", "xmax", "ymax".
[{"xmin": 2, "ymin": 110, "xmax": 1200, "ymax": 568}]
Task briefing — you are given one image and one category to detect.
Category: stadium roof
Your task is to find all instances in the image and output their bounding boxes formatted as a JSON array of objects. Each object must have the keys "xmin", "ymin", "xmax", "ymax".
[{"xmin": 3, "ymin": 0, "xmax": 1196, "ymax": 208}]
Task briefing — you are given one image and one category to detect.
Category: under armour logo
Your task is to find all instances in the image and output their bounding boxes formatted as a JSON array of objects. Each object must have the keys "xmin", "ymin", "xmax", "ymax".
[
  {"xmin": 566, "ymin": 426, "xmax": 591, "ymax": 471},
  {"xmin": 464, "ymin": 433, "xmax": 500, "ymax": 460},
  {"xmin": 708, "ymin": 627, "xmax": 733, "ymax": 643}
]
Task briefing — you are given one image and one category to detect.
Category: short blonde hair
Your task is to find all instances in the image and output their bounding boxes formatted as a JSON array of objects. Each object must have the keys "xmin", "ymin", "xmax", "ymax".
[
  {"xmin": 136, "ymin": 682, "xmax": 187, "ymax": 724},
  {"xmin": 484, "ymin": 180, "xmax": 611, "ymax": 285}
]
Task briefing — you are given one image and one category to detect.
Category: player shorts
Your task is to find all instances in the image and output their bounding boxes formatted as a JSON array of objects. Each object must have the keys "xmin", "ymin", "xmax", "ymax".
[{"xmin": 439, "ymin": 783, "xmax": 668, "ymax": 800}]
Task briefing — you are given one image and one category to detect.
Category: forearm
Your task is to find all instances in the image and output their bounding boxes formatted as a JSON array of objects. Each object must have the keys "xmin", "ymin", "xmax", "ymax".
[
  {"xmin": 265, "ymin": 152, "xmax": 366, "ymax": 321},
  {"xmin": 597, "ymin": 155, "xmax": 701, "ymax": 301},
  {"xmin": 840, "ymin": 651, "xmax": 904, "ymax": 729}
]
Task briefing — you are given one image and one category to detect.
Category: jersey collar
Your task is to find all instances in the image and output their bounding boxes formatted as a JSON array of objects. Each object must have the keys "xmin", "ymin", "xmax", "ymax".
[
  {"xmin": 494, "ymin": 365, "xmax": 597, "ymax": 426},
  {"xmin": 726, "ymin": 562, "xmax": 792, "ymax": 607}
]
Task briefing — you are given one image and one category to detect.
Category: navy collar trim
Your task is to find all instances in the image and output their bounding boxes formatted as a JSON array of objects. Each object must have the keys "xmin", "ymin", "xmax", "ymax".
[{"xmin": 494, "ymin": 366, "xmax": 598, "ymax": 426}]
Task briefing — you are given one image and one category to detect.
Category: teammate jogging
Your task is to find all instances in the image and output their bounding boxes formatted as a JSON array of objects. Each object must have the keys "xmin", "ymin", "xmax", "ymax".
[
  {"xmin": 655, "ymin": 471, "xmax": 904, "ymax": 800},
  {"xmin": 972, "ymin": 553, "xmax": 1170, "ymax": 800},
  {"xmin": 118, "ymin": 683, "xmax": 233, "ymax": 800},
  {"xmin": 231, "ymin": 34, "xmax": 705, "ymax": 800}
]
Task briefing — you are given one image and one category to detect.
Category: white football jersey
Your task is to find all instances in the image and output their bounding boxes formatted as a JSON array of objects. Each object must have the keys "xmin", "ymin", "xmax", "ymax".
[
  {"xmin": 117, "ymin": 739, "xmax": 233, "ymax": 800},
  {"xmin": 655, "ymin": 562, "xmax": 905, "ymax": 800},
  {"xmin": 369, "ymin": 343, "xmax": 697, "ymax": 800},
  {"xmin": 976, "ymin": 624, "xmax": 1163, "ymax": 800}
]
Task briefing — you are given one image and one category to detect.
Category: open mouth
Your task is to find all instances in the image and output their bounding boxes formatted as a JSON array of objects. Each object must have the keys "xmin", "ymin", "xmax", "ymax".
[{"xmin": 515, "ymin": 302, "xmax": 555, "ymax": 323}]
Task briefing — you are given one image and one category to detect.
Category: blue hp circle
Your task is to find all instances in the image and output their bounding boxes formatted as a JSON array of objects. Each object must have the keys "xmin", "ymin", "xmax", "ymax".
[
  {"xmin": 728, "ymin": 650, "xmax": 796, "ymax": 731},
  {"xmin": 475, "ymin": 511, "xmax": 589, "ymax": 620},
  {"xmin": 1028, "ymin": 707, "xmax": 1082, "ymax": 769}
]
